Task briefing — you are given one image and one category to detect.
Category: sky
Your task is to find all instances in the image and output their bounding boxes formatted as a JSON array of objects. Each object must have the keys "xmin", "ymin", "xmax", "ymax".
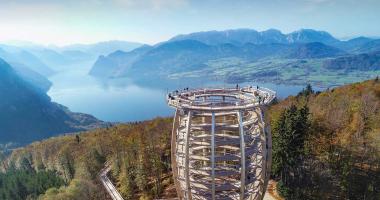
[{"xmin": 0, "ymin": 0, "xmax": 379, "ymax": 46}]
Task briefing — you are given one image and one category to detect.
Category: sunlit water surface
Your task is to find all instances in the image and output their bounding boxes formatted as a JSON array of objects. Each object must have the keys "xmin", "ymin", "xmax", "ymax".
[{"xmin": 48, "ymin": 63, "xmax": 325, "ymax": 122}]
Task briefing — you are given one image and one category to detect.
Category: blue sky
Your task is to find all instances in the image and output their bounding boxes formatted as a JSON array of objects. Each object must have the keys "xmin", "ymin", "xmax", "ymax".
[{"xmin": 0, "ymin": 0, "xmax": 379, "ymax": 46}]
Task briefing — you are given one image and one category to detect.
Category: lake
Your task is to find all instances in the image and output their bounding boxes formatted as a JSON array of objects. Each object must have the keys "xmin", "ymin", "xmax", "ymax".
[{"xmin": 48, "ymin": 63, "xmax": 325, "ymax": 122}]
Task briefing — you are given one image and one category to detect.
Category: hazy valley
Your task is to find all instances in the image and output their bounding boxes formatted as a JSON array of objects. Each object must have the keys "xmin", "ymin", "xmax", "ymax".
[
  {"xmin": 90, "ymin": 29, "xmax": 380, "ymax": 87},
  {"xmin": 1, "ymin": 28, "xmax": 380, "ymax": 147},
  {"xmin": 0, "ymin": 28, "xmax": 379, "ymax": 200}
]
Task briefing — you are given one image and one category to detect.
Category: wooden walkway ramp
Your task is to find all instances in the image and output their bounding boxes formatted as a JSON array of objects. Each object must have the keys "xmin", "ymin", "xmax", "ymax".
[{"xmin": 99, "ymin": 164, "xmax": 124, "ymax": 200}]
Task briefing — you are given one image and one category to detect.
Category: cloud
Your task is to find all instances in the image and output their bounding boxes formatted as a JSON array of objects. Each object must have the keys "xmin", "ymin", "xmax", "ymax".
[
  {"xmin": 0, "ymin": 0, "xmax": 189, "ymax": 12},
  {"xmin": 304, "ymin": 0, "xmax": 336, "ymax": 3},
  {"xmin": 0, "ymin": 0, "xmax": 379, "ymax": 46},
  {"xmin": 112, "ymin": 0, "xmax": 189, "ymax": 10}
]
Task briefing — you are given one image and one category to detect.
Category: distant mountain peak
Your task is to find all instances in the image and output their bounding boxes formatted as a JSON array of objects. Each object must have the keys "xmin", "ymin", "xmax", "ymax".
[
  {"xmin": 348, "ymin": 36, "xmax": 372, "ymax": 41},
  {"xmin": 157, "ymin": 39, "xmax": 210, "ymax": 48},
  {"xmin": 287, "ymin": 29, "xmax": 338, "ymax": 44},
  {"xmin": 169, "ymin": 28, "xmax": 341, "ymax": 45},
  {"xmin": 109, "ymin": 50, "xmax": 127, "ymax": 56},
  {"xmin": 61, "ymin": 40, "xmax": 143, "ymax": 57},
  {"xmin": 0, "ymin": 47, "xmax": 55, "ymax": 77},
  {"xmin": 261, "ymin": 28, "xmax": 282, "ymax": 33},
  {"xmin": 169, "ymin": 29, "xmax": 261, "ymax": 45}
]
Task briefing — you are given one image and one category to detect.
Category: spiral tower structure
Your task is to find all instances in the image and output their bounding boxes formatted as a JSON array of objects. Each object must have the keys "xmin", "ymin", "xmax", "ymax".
[{"xmin": 167, "ymin": 86, "xmax": 276, "ymax": 200}]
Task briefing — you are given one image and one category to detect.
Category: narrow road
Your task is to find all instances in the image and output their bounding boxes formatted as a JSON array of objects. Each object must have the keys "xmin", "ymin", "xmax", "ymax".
[{"xmin": 99, "ymin": 164, "xmax": 124, "ymax": 200}]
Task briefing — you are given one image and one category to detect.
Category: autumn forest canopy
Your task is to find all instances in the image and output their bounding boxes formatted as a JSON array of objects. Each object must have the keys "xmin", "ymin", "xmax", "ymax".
[{"xmin": 0, "ymin": 79, "xmax": 378, "ymax": 200}]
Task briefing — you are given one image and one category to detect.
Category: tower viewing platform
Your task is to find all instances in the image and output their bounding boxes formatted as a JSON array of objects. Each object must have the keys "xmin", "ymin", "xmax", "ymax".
[{"xmin": 167, "ymin": 86, "xmax": 276, "ymax": 200}]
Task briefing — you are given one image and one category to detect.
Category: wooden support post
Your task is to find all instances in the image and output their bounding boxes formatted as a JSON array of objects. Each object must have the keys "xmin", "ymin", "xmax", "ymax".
[
  {"xmin": 185, "ymin": 111, "xmax": 192, "ymax": 200},
  {"xmin": 238, "ymin": 111, "xmax": 246, "ymax": 200},
  {"xmin": 211, "ymin": 112, "xmax": 216, "ymax": 200}
]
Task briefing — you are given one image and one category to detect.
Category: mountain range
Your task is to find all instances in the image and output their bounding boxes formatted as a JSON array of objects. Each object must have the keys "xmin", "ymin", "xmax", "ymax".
[
  {"xmin": 0, "ymin": 40, "xmax": 143, "ymax": 74},
  {"xmin": 0, "ymin": 40, "xmax": 143, "ymax": 147},
  {"xmin": 169, "ymin": 28, "xmax": 340, "ymax": 46},
  {"xmin": 0, "ymin": 58, "xmax": 108, "ymax": 146},
  {"xmin": 61, "ymin": 40, "xmax": 142, "ymax": 57},
  {"xmin": 0, "ymin": 29, "xmax": 378, "ymax": 146},
  {"xmin": 89, "ymin": 28, "xmax": 380, "ymax": 86},
  {"xmin": 0, "ymin": 47, "xmax": 55, "ymax": 77}
]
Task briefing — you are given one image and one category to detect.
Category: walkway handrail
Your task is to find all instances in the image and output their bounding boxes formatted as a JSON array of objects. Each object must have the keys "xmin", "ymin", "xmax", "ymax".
[{"xmin": 167, "ymin": 86, "xmax": 276, "ymax": 111}]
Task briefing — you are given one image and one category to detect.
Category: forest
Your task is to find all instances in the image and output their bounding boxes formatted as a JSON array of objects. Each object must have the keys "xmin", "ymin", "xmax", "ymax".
[
  {"xmin": 0, "ymin": 169, "xmax": 64, "ymax": 200},
  {"xmin": 271, "ymin": 79, "xmax": 380, "ymax": 199},
  {"xmin": 1, "ymin": 118, "xmax": 174, "ymax": 200},
  {"xmin": 0, "ymin": 79, "xmax": 379, "ymax": 199}
]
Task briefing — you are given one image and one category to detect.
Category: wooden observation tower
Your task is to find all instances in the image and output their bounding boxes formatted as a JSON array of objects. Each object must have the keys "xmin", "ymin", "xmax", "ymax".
[{"xmin": 167, "ymin": 86, "xmax": 276, "ymax": 200}]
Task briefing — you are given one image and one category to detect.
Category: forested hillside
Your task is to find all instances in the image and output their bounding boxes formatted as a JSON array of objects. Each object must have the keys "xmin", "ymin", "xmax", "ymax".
[
  {"xmin": 0, "ymin": 169, "xmax": 64, "ymax": 200},
  {"xmin": 270, "ymin": 79, "xmax": 380, "ymax": 199},
  {"xmin": 1, "ymin": 118, "xmax": 174, "ymax": 200},
  {"xmin": 2, "ymin": 79, "xmax": 379, "ymax": 199},
  {"xmin": 0, "ymin": 58, "xmax": 108, "ymax": 147}
]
